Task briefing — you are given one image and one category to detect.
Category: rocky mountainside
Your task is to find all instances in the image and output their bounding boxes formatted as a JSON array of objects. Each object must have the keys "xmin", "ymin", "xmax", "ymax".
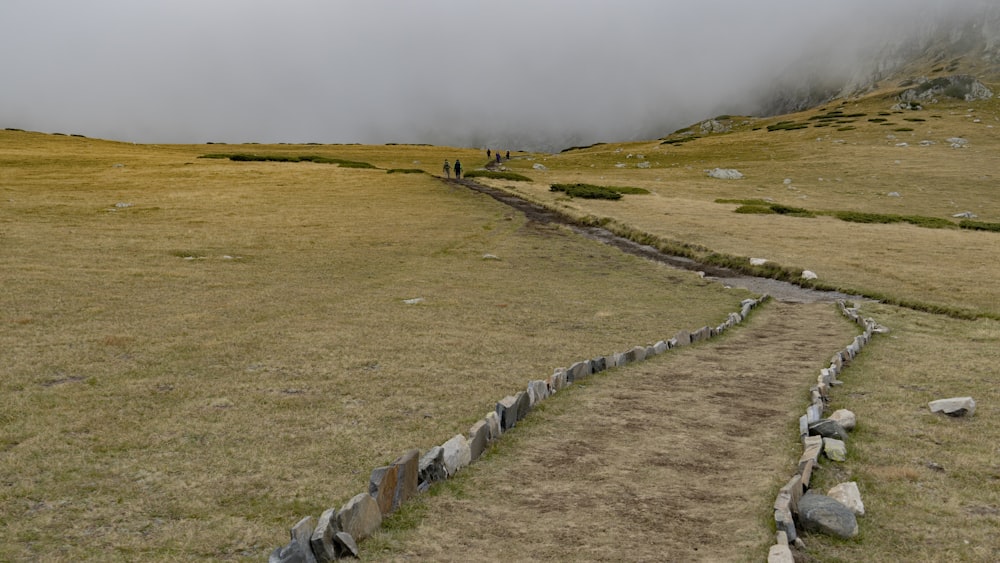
[{"xmin": 757, "ymin": 3, "xmax": 1000, "ymax": 116}]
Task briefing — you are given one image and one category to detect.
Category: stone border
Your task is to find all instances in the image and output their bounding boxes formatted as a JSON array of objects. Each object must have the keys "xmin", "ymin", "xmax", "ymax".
[
  {"xmin": 268, "ymin": 296, "xmax": 772, "ymax": 562},
  {"xmin": 768, "ymin": 301, "xmax": 888, "ymax": 562}
]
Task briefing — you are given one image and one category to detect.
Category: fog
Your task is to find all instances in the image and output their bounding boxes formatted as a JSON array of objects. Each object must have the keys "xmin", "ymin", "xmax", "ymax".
[{"xmin": 0, "ymin": 0, "xmax": 987, "ymax": 151}]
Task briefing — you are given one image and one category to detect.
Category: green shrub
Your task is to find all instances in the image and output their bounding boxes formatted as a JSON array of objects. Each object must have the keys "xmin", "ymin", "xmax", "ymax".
[
  {"xmin": 833, "ymin": 211, "xmax": 955, "ymax": 228},
  {"xmin": 904, "ymin": 117, "xmax": 926, "ymax": 122},
  {"xmin": 198, "ymin": 154, "xmax": 376, "ymax": 168},
  {"xmin": 550, "ymin": 183, "xmax": 622, "ymax": 200},
  {"xmin": 769, "ymin": 204, "xmax": 815, "ymax": 217},
  {"xmin": 386, "ymin": 168, "xmax": 426, "ymax": 174},
  {"xmin": 608, "ymin": 186, "xmax": 650, "ymax": 195},
  {"xmin": 463, "ymin": 170, "xmax": 532, "ymax": 182},
  {"xmin": 837, "ymin": 126, "xmax": 856, "ymax": 131},
  {"xmin": 868, "ymin": 118, "xmax": 888, "ymax": 123},
  {"xmin": 959, "ymin": 219, "xmax": 1000, "ymax": 232},
  {"xmin": 894, "ymin": 127, "xmax": 915, "ymax": 132},
  {"xmin": 734, "ymin": 205, "xmax": 775, "ymax": 214},
  {"xmin": 767, "ymin": 121, "xmax": 810, "ymax": 131},
  {"xmin": 660, "ymin": 136, "xmax": 698, "ymax": 145},
  {"xmin": 559, "ymin": 142, "xmax": 605, "ymax": 152}
]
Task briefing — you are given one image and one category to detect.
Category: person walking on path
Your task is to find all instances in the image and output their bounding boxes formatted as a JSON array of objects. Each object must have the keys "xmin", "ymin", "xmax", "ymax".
[
  {"xmin": 443, "ymin": 160, "xmax": 451, "ymax": 178},
  {"xmin": 453, "ymin": 159, "xmax": 462, "ymax": 179}
]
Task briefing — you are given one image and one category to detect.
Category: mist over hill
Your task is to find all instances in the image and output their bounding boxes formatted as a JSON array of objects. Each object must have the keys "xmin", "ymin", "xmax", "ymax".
[{"xmin": 1, "ymin": 1, "xmax": 998, "ymax": 152}]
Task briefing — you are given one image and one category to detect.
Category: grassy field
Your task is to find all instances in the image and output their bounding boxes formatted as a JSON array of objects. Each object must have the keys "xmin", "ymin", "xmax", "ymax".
[
  {"xmin": 2, "ymin": 78, "xmax": 998, "ymax": 561},
  {"xmin": 0, "ymin": 131, "xmax": 749, "ymax": 561}
]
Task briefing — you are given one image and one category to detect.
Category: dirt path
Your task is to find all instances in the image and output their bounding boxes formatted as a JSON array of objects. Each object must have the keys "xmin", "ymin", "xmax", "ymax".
[{"xmin": 372, "ymin": 301, "xmax": 857, "ymax": 561}]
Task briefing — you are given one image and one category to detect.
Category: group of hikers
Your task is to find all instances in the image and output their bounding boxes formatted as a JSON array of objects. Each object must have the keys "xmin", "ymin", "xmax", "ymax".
[
  {"xmin": 442, "ymin": 159, "xmax": 461, "ymax": 179},
  {"xmin": 442, "ymin": 149, "xmax": 512, "ymax": 179}
]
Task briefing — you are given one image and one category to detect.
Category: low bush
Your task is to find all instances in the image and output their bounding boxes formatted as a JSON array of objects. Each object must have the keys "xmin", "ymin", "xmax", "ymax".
[
  {"xmin": 386, "ymin": 169, "xmax": 426, "ymax": 174},
  {"xmin": 198, "ymin": 154, "xmax": 376, "ymax": 168},
  {"xmin": 550, "ymin": 183, "xmax": 622, "ymax": 200},
  {"xmin": 767, "ymin": 121, "xmax": 810, "ymax": 132},
  {"xmin": 734, "ymin": 205, "xmax": 775, "ymax": 214},
  {"xmin": 463, "ymin": 170, "xmax": 533, "ymax": 182},
  {"xmin": 660, "ymin": 136, "xmax": 699, "ymax": 145},
  {"xmin": 833, "ymin": 211, "xmax": 955, "ymax": 229},
  {"xmin": 959, "ymin": 219, "xmax": 1000, "ymax": 232},
  {"xmin": 894, "ymin": 127, "xmax": 915, "ymax": 132},
  {"xmin": 769, "ymin": 204, "xmax": 815, "ymax": 217}
]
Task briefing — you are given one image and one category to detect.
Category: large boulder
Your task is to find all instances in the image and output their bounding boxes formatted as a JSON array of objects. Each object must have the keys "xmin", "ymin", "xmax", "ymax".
[
  {"xmin": 797, "ymin": 493, "xmax": 858, "ymax": 539},
  {"xmin": 310, "ymin": 509, "xmax": 339, "ymax": 563},
  {"xmin": 808, "ymin": 419, "xmax": 848, "ymax": 441},
  {"xmin": 828, "ymin": 409, "xmax": 856, "ymax": 431}
]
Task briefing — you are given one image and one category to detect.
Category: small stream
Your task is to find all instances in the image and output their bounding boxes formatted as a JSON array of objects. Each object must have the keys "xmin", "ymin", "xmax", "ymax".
[{"xmin": 453, "ymin": 178, "xmax": 861, "ymax": 304}]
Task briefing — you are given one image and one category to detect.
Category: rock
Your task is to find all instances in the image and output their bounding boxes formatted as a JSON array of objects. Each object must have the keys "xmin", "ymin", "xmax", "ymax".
[
  {"xmin": 707, "ymin": 168, "xmax": 743, "ymax": 180},
  {"xmin": 797, "ymin": 492, "xmax": 858, "ymax": 538},
  {"xmin": 391, "ymin": 449, "xmax": 420, "ymax": 511},
  {"xmin": 337, "ymin": 493, "xmax": 381, "ymax": 541},
  {"xmin": 485, "ymin": 411, "xmax": 501, "ymax": 441},
  {"xmin": 567, "ymin": 360, "xmax": 592, "ymax": 382},
  {"xmin": 823, "ymin": 437, "xmax": 847, "ymax": 462},
  {"xmin": 887, "ymin": 191, "xmax": 901, "ymax": 197},
  {"xmin": 673, "ymin": 330, "xmax": 691, "ymax": 346},
  {"xmin": 496, "ymin": 395, "xmax": 518, "ymax": 431},
  {"xmin": 514, "ymin": 391, "xmax": 531, "ymax": 422},
  {"xmin": 402, "ymin": 297, "xmax": 424, "ymax": 305},
  {"xmin": 828, "ymin": 409, "xmax": 856, "ymax": 431},
  {"xmin": 368, "ymin": 464, "xmax": 399, "ymax": 516},
  {"xmin": 808, "ymin": 419, "xmax": 848, "ymax": 441},
  {"xmin": 700, "ymin": 119, "xmax": 731, "ymax": 134},
  {"xmin": 801, "ymin": 270, "xmax": 818, "ymax": 280},
  {"xmin": 418, "ymin": 446, "xmax": 447, "ymax": 489},
  {"xmin": 333, "ymin": 532, "xmax": 359, "ymax": 559},
  {"xmin": 468, "ymin": 420, "xmax": 489, "ymax": 462},
  {"xmin": 799, "ymin": 436, "xmax": 824, "ymax": 467},
  {"xmin": 750, "ymin": 257, "xmax": 768, "ymax": 266},
  {"xmin": 310, "ymin": 508, "xmax": 339, "ymax": 562},
  {"xmin": 767, "ymin": 544, "xmax": 795, "ymax": 563},
  {"xmin": 828, "ymin": 482, "xmax": 865, "ymax": 516},
  {"xmin": 481, "ymin": 253, "xmax": 501, "ymax": 260},
  {"xmin": 929, "ymin": 396, "xmax": 976, "ymax": 417},
  {"xmin": 899, "ymin": 75, "xmax": 994, "ymax": 102},
  {"xmin": 532, "ymin": 163, "xmax": 547, "ymax": 170},
  {"xmin": 952, "ymin": 211, "xmax": 978, "ymax": 218},
  {"xmin": 947, "ymin": 137, "xmax": 968, "ymax": 147},
  {"xmin": 269, "ymin": 516, "xmax": 317, "ymax": 563},
  {"xmin": 526, "ymin": 380, "xmax": 548, "ymax": 406},
  {"xmin": 442, "ymin": 434, "xmax": 471, "ymax": 476}
]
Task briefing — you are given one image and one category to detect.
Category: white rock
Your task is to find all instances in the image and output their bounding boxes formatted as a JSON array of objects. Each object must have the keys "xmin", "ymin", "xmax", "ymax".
[
  {"xmin": 783, "ymin": 178, "xmax": 792, "ymax": 185},
  {"xmin": 482, "ymin": 254, "xmax": 501, "ymax": 260},
  {"xmin": 828, "ymin": 409, "xmax": 856, "ymax": 431},
  {"xmin": 887, "ymin": 192, "xmax": 901, "ymax": 197},
  {"xmin": 952, "ymin": 211, "xmax": 978, "ymax": 219},
  {"xmin": 532, "ymin": 163, "xmax": 547, "ymax": 170},
  {"xmin": 801, "ymin": 270, "xmax": 818, "ymax": 280},
  {"xmin": 441, "ymin": 434, "xmax": 471, "ymax": 476},
  {"xmin": 707, "ymin": 168, "xmax": 743, "ymax": 180},
  {"xmin": 750, "ymin": 258, "xmax": 768, "ymax": 266},
  {"xmin": 402, "ymin": 298, "xmax": 425, "ymax": 305},
  {"xmin": 928, "ymin": 397, "xmax": 976, "ymax": 417},
  {"xmin": 828, "ymin": 482, "xmax": 865, "ymax": 516}
]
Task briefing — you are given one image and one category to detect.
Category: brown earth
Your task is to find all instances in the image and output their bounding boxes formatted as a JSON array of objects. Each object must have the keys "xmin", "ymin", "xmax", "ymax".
[{"xmin": 368, "ymin": 301, "xmax": 858, "ymax": 561}]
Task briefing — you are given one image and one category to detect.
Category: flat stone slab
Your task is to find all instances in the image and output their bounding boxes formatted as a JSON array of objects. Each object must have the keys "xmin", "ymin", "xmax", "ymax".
[
  {"xmin": 269, "ymin": 515, "xmax": 317, "ymax": 563},
  {"xmin": 928, "ymin": 397, "xmax": 976, "ymax": 417},
  {"xmin": 442, "ymin": 434, "xmax": 471, "ymax": 476},
  {"xmin": 418, "ymin": 446, "xmax": 447, "ymax": 490}
]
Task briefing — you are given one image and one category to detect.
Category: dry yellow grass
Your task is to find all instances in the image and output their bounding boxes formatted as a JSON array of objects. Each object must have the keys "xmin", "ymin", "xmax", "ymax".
[
  {"xmin": 483, "ymin": 90, "xmax": 1000, "ymax": 317},
  {"xmin": 0, "ymin": 131, "xmax": 749, "ymax": 561}
]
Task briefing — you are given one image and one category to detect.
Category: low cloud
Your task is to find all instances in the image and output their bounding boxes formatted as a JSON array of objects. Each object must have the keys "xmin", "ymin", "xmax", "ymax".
[{"xmin": 0, "ymin": 0, "xmax": 986, "ymax": 151}]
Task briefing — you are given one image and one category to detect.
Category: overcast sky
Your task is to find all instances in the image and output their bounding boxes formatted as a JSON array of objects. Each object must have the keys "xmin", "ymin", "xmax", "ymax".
[{"xmin": 0, "ymin": 0, "xmax": 978, "ymax": 151}]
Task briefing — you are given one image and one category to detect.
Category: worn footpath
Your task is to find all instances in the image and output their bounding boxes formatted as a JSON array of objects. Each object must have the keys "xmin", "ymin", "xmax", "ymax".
[{"xmin": 369, "ymin": 301, "xmax": 858, "ymax": 561}]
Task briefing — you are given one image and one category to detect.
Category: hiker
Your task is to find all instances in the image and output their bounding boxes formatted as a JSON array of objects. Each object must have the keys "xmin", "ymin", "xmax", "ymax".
[
  {"xmin": 505, "ymin": 150, "xmax": 510, "ymax": 160},
  {"xmin": 443, "ymin": 160, "xmax": 451, "ymax": 178},
  {"xmin": 496, "ymin": 151, "xmax": 501, "ymax": 164},
  {"xmin": 454, "ymin": 159, "xmax": 462, "ymax": 179},
  {"xmin": 486, "ymin": 149, "xmax": 491, "ymax": 159}
]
